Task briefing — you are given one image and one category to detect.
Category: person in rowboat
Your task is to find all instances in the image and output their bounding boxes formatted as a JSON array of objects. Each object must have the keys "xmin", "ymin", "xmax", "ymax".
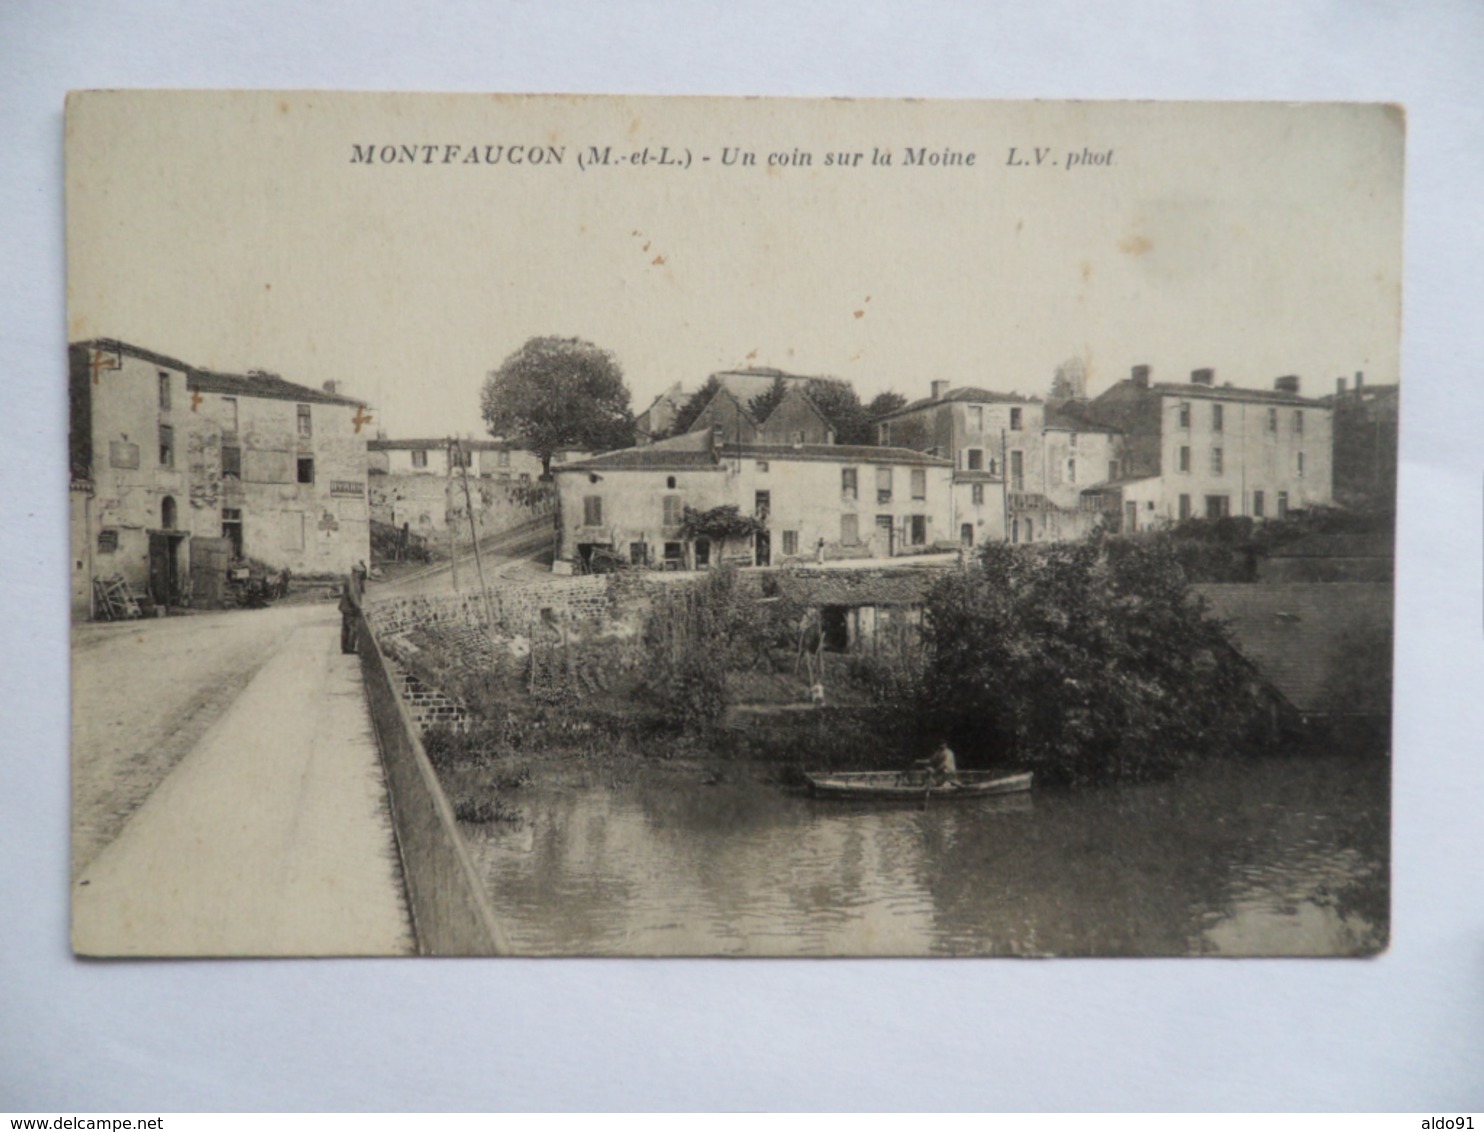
[{"xmin": 919, "ymin": 740, "xmax": 959, "ymax": 788}]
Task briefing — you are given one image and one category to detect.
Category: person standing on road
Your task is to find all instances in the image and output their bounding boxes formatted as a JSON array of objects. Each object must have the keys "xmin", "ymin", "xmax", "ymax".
[{"xmin": 338, "ymin": 580, "xmax": 359, "ymax": 655}]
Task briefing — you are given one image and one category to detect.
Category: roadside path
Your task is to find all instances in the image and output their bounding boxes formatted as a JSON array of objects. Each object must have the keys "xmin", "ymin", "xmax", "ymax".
[{"xmin": 72, "ymin": 605, "xmax": 414, "ymax": 956}]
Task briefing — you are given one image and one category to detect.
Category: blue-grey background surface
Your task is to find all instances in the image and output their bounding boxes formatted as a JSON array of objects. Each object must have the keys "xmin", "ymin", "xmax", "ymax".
[{"xmin": 2, "ymin": 0, "xmax": 1480, "ymax": 1111}]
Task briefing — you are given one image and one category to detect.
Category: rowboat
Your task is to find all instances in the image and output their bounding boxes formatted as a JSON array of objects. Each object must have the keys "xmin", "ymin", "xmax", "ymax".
[{"xmin": 802, "ymin": 769, "xmax": 1033, "ymax": 801}]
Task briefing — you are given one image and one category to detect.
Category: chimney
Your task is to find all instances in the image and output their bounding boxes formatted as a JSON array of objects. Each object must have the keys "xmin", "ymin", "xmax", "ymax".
[
  {"xmin": 322, "ymin": 380, "xmax": 338, "ymax": 394},
  {"xmin": 1354, "ymin": 370, "xmax": 1364, "ymax": 397},
  {"xmin": 931, "ymin": 379, "xmax": 950, "ymax": 401},
  {"xmin": 1274, "ymin": 375, "xmax": 1300, "ymax": 394},
  {"xmin": 1190, "ymin": 368, "xmax": 1214, "ymax": 387},
  {"xmin": 1336, "ymin": 376, "xmax": 1348, "ymax": 397},
  {"xmin": 1130, "ymin": 364, "xmax": 1151, "ymax": 389}
]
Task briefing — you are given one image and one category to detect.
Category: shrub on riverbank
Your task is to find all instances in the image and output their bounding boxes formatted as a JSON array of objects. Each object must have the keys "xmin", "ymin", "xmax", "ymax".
[{"xmin": 914, "ymin": 537, "xmax": 1259, "ymax": 786}]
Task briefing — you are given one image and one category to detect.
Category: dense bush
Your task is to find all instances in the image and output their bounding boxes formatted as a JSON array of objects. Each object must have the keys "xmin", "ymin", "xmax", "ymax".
[{"xmin": 916, "ymin": 537, "xmax": 1259, "ymax": 785}]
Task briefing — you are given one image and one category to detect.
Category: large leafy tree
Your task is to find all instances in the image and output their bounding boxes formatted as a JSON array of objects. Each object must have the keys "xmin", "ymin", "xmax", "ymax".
[
  {"xmin": 916, "ymin": 536, "xmax": 1259, "ymax": 785},
  {"xmin": 481, "ymin": 337, "xmax": 634, "ymax": 475}
]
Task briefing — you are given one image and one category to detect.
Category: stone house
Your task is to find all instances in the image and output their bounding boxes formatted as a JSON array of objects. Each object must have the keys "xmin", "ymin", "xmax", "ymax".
[
  {"xmin": 552, "ymin": 429, "xmax": 954, "ymax": 572},
  {"xmin": 874, "ymin": 380, "xmax": 1120, "ymax": 546},
  {"xmin": 1079, "ymin": 365, "xmax": 1334, "ymax": 531},
  {"xmin": 367, "ymin": 437, "xmax": 579, "ymax": 546},
  {"xmin": 69, "ymin": 339, "xmax": 372, "ymax": 616}
]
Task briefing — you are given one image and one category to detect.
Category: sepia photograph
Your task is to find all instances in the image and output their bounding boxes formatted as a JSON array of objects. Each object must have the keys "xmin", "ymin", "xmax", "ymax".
[{"xmin": 65, "ymin": 91, "xmax": 1402, "ymax": 958}]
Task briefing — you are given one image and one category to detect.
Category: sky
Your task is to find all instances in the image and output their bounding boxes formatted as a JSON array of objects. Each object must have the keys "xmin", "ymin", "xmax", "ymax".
[{"xmin": 66, "ymin": 93, "xmax": 1404, "ymax": 438}]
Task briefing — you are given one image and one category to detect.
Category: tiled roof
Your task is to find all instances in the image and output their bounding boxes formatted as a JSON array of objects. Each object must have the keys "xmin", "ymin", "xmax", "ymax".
[
  {"xmin": 1149, "ymin": 382, "xmax": 1324, "ymax": 407},
  {"xmin": 189, "ymin": 368, "xmax": 365, "ymax": 407},
  {"xmin": 877, "ymin": 386, "xmax": 1037, "ymax": 420},
  {"xmin": 560, "ymin": 449, "xmax": 723, "ymax": 472},
  {"xmin": 1193, "ymin": 582, "xmax": 1393, "ymax": 715},
  {"xmin": 1044, "ymin": 405, "xmax": 1122, "ymax": 434},
  {"xmin": 74, "ymin": 338, "xmax": 195, "ymax": 374},
  {"xmin": 735, "ymin": 442, "xmax": 951, "ymax": 466},
  {"xmin": 771, "ymin": 569, "xmax": 938, "ymax": 607},
  {"xmin": 369, "ymin": 437, "xmax": 530, "ymax": 452}
]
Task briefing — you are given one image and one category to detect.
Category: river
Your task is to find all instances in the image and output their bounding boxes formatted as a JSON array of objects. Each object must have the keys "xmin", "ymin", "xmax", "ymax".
[{"xmin": 460, "ymin": 750, "xmax": 1389, "ymax": 956}]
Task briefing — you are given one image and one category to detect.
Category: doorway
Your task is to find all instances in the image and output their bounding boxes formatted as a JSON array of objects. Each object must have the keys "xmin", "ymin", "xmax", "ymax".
[{"xmin": 148, "ymin": 531, "xmax": 186, "ymax": 608}]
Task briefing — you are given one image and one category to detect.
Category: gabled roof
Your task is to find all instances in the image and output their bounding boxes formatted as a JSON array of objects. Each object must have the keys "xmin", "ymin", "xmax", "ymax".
[
  {"xmin": 560, "ymin": 434, "xmax": 953, "ymax": 472},
  {"xmin": 189, "ymin": 368, "xmax": 365, "ymax": 407},
  {"xmin": 876, "ymin": 386, "xmax": 1038, "ymax": 421},
  {"xmin": 1193, "ymin": 582, "xmax": 1393, "ymax": 715},
  {"xmin": 74, "ymin": 338, "xmax": 365, "ymax": 406}
]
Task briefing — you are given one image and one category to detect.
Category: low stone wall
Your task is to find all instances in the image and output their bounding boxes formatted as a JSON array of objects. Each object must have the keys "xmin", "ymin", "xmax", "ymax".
[
  {"xmin": 354, "ymin": 602, "xmax": 507, "ymax": 956},
  {"xmin": 364, "ymin": 573, "xmax": 651, "ymax": 640}
]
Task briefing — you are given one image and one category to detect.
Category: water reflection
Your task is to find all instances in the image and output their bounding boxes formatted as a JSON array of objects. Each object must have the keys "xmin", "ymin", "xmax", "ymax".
[{"xmin": 462, "ymin": 752, "xmax": 1388, "ymax": 956}]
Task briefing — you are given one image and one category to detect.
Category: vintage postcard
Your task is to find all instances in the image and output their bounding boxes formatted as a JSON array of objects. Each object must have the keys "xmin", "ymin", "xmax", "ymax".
[{"xmin": 66, "ymin": 92, "xmax": 1401, "ymax": 957}]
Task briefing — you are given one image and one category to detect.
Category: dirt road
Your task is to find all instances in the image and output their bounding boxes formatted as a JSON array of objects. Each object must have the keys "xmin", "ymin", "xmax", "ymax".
[{"xmin": 71, "ymin": 601, "xmax": 413, "ymax": 955}]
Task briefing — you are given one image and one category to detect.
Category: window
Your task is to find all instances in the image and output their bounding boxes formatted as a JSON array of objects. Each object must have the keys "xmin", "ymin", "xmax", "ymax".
[
  {"xmin": 663, "ymin": 494, "xmax": 683, "ymax": 526},
  {"xmin": 449, "ymin": 447, "xmax": 470, "ymax": 469},
  {"xmin": 1205, "ymin": 495, "xmax": 1230, "ymax": 520},
  {"xmin": 1277, "ymin": 491, "xmax": 1289, "ymax": 519},
  {"xmin": 1212, "ymin": 404, "xmax": 1224, "ymax": 432},
  {"xmin": 841, "ymin": 467, "xmax": 858, "ymax": 500},
  {"xmin": 756, "ymin": 461, "xmax": 769, "ymax": 473},
  {"xmin": 840, "ymin": 513, "xmax": 859, "ymax": 544},
  {"xmin": 1179, "ymin": 402, "xmax": 1191, "ymax": 429},
  {"xmin": 97, "ymin": 529, "xmax": 119, "ymax": 554},
  {"xmin": 666, "ymin": 476, "xmax": 677, "ymax": 489},
  {"xmin": 694, "ymin": 538, "xmax": 711, "ymax": 567},
  {"xmin": 411, "ymin": 450, "xmax": 428, "ymax": 468},
  {"xmin": 1009, "ymin": 407, "xmax": 1022, "ymax": 431},
  {"xmin": 1253, "ymin": 490, "xmax": 1265, "ymax": 517},
  {"xmin": 968, "ymin": 405, "xmax": 983, "ymax": 431},
  {"xmin": 1211, "ymin": 447, "xmax": 1224, "ymax": 476},
  {"xmin": 1009, "ymin": 450, "xmax": 1024, "ymax": 492},
  {"xmin": 876, "ymin": 467, "xmax": 893, "ymax": 504},
  {"xmin": 158, "ymin": 372, "xmax": 171, "ymax": 411},
  {"xmin": 754, "ymin": 491, "xmax": 770, "ymax": 519},
  {"xmin": 158, "ymin": 424, "xmax": 174, "ymax": 468},
  {"xmin": 911, "ymin": 468, "xmax": 927, "ymax": 500},
  {"xmin": 1297, "ymin": 451, "xmax": 1305, "ymax": 478},
  {"xmin": 966, "ymin": 448, "xmax": 984, "ymax": 471},
  {"xmin": 1267, "ymin": 407, "xmax": 1278, "ymax": 433},
  {"xmin": 518, "ymin": 472, "xmax": 530, "ymax": 483},
  {"xmin": 792, "ymin": 430, "xmax": 805, "ymax": 444},
  {"xmin": 971, "ymin": 483, "xmax": 985, "ymax": 506},
  {"xmin": 910, "ymin": 515, "xmax": 927, "ymax": 545},
  {"xmin": 222, "ymin": 396, "xmax": 238, "ymax": 433},
  {"xmin": 297, "ymin": 457, "xmax": 315, "ymax": 484},
  {"xmin": 583, "ymin": 496, "xmax": 603, "ymax": 526},
  {"xmin": 497, "ymin": 449, "xmax": 511, "ymax": 467},
  {"xmin": 1179, "ymin": 446, "xmax": 1191, "ymax": 473},
  {"xmin": 222, "ymin": 508, "xmax": 243, "ymax": 557},
  {"xmin": 1178, "ymin": 494, "xmax": 1191, "ymax": 521},
  {"xmin": 1294, "ymin": 410, "xmax": 1304, "ymax": 435},
  {"xmin": 222, "ymin": 445, "xmax": 241, "ymax": 478},
  {"xmin": 297, "ymin": 404, "xmax": 312, "ymax": 437},
  {"xmin": 664, "ymin": 541, "xmax": 684, "ymax": 564},
  {"xmin": 1067, "ymin": 458, "xmax": 1076, "ymax": 484},
  {"xmin": 629, "ymin": 542, "xmax": 648, "ymax": 565},
  {"xmin": 782, "ymin": 530, "xmax": 799, "ymax": 556}
]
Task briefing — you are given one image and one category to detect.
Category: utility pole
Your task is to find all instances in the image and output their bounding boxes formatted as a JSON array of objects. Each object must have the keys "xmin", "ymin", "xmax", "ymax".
[
  {"xmin": 457, "ymin": 439, "xmax": 495, "ymax": 627},
  {"xmin": 446, "ymin": 439, "xmax": 460, "ymax": 592}
]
